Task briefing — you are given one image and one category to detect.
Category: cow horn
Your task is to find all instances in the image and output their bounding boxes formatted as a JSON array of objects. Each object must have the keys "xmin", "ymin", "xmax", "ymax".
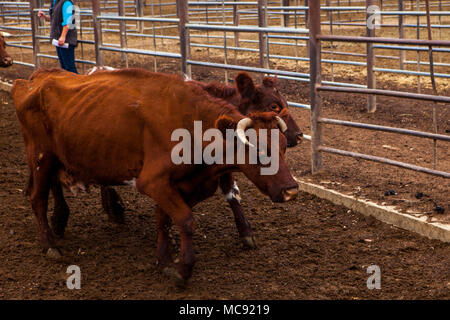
[
  {"xmin": 275, "ymin": 116, "xmax": 287, "ymax": 133},
  {"xmin": 0, "ymin": 31, "xmax": 12, "ymax": 37},
  {"xmin": 236, "ymin": 118, "xmax": 255, "ymax": 148}
]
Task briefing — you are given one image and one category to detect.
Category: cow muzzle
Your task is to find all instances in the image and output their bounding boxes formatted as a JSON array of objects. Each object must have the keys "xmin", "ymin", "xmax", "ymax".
[
  {"xmin": 286, "ymin": 131, "xmax": 303, "ymax": 148},
  {"xmin": 282, "ymin": 186, "xmax": 298, "ymax": 202},
  {"xmin": 271, "ymin": 185, "xmax": 299, "ymax": 203},
  {"xmin": 2, "ymin": 56, "xmax": 12, "ymax": 67}
]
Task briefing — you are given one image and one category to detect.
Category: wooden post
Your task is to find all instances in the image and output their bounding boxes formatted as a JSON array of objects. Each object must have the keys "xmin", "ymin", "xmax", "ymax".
[
  {"xmin": 92, "ymin": 0, "xmax": 104, "ymax": 66},
  {"xmin": 366, "ymin": 0, "xmax": 377, "ymax": 112},
  {"xmin": 29, "ymin": 0, "xmax": 40, "ymax": 68},
  {"xmin": 118, "ymin": 0, "xmax": 127, "ymax": 62},
  {"xmin": 308, "ymin": 0, "xmax": 322, "ymax": 173},
  {"xmin": 176, "ymin": 0, "xmax": 191, "ymax": 77},
  {"xmin": 281, "ymin": 0, "xmax": 290, "ymax": 27},
  {"xmin": 257, "ymin": 0, "xmax": 269, "ymax": 75},
  {"xmin": 398, "ymin": 0, "xmax": 405, "ymax": 69}
]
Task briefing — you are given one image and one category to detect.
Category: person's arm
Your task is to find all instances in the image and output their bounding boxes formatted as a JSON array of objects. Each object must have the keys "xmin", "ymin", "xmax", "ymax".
[
  {"xmin": 38, "ymin": 10, "xmax": 51, "ymax": 22},
  {"xmin": 58, "ymin": 1, "xmax": 73, "ymax": 45},
  {"xmin": 58, "ymin": 25, "xmax": 69, "ymax": 45}
]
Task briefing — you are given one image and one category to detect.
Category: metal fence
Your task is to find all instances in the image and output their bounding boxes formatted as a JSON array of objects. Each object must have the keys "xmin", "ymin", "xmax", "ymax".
[{"xmin": 0, "ymin": 0, "xmax": 449, "ymax": 178}]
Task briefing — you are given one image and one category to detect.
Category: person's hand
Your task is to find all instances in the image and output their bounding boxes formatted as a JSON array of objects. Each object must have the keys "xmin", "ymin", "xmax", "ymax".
[
  {"xmin": 38, "ymin": 10, "xmax": 45, "ymax": 19},
  {"xmin": 58, "ymin": 35, "xmax": 66, "ymax": 46}
]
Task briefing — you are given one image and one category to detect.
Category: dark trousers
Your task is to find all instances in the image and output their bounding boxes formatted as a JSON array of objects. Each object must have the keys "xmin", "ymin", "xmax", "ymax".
[{"xmin": 56, "ymin": 45, "xmax": 78, "ymax": 74}]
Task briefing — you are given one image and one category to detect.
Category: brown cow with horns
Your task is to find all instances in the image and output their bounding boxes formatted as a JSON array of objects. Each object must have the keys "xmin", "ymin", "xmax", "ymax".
[{"xmin": 13, "ymin": 68, "xmax": 299, "ymax": 285}]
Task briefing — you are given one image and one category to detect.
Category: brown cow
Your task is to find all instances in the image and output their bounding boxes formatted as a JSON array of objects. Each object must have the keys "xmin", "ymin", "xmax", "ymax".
[
  {"xmin": 88, "ymin": 68, "xmax": 304, "ymax": 248},
  {"xmin": 0, "ymin": 32, "xmax": 13, "ymax": 67},
  {"xmin": 13, "ymin": 68, "xmax": 299, "ymax": 284}
]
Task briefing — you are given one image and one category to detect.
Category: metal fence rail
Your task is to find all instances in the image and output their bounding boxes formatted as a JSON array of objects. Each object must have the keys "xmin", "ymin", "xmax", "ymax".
[{"xmin": 307, "ymin": 0, "xmax": 449, "ymax": 178}]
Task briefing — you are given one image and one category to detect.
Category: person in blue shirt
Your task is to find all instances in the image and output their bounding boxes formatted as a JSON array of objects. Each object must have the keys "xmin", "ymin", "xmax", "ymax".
[{"xmin": 38, "ymin": 0, "xmax": 78, "ymax": 73}]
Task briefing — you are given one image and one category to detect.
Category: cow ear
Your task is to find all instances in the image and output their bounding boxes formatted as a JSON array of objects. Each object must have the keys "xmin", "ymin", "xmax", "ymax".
[
  {"xmin": 235, "ymin": 72, "xmax": 256, "ymax": 99},
  {"xmin": 215, "ymin": 115, "xmax": 236, "ymax": 136},
  {"xmin": 262, "ymin": 75, "xmax": 277, "ymax": 88}
]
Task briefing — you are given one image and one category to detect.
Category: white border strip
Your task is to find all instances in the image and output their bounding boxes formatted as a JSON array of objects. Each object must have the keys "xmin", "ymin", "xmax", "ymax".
[{"xmin": 296, "ymin": 179, "xmax": 449, "ymax": 243}]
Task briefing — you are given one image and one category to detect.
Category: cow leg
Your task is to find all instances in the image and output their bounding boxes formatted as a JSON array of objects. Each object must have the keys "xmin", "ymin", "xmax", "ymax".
[
  {"xmin": 29, "ymin": 153, "xmax": 61, "ymax": 259},
  {"xmin": 25, "ymin": 173, "xmax": 33, "ymax": 197},
  {"xmin": 50, "ymin": 176, "xmax": 70, "ymax": 238},
  {"xmin": 100, "ymin": 186, "xmax": 125, "ymax": 224},
  {"xmin": 219, "ymin": 174, "xmax": 256, "ymax": 248},
  {"xmin": 155, "ymin": 207, "xmax": 172, "ymax": 269},
  {"xmin": 137, "ymin": 177, "xmax": 194, "ymax": 286}
]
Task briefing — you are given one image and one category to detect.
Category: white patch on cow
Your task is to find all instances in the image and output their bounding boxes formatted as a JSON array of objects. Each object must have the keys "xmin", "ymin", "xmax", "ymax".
[
  {"xmin": 124, "ymin": 178, "xmax": 137, "ymax": 190},
  {"xmin": 87, "ymin": 66, "xmax": 98, "ymax": 75},
  {"xmin": 223, "ymin": 181, "xmax": 241, "ymax": 203},
  {"xmin": 87, "ymin": 66, "xmax": 116, "ymax": 75},
  {"xmin": 183, "ymin": 73, "xmax": 191, "ymax": 82},
  {"xmin": 69, "ymin": 182, "xmax": 86, "ymax": 197},
  {"xmin": 129, "ymin": 99, "xmax": 141, "ymax": 108}
]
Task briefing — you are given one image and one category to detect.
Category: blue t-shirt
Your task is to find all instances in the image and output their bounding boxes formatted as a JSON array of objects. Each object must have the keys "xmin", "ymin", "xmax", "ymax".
[{"xmin": 52, "ymin": 0, "xmax": 73, "ymax": 26}]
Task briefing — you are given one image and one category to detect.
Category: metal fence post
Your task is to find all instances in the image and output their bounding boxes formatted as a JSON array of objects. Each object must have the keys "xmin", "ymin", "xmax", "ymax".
[
  {"xmin": 176, "ymin": 0, "xmax": 191, "ymax": 77},
  {"xmin": 366, "ymin": 0, "xmax": 377, "ymax": 113},
  {"xmin": 136, "ymin": 0, "xmax": 144, "ymax": 33},
  {"xmin": 398, "ymin": 0, "xmax": 405, "ymax": 69},
  {"xmin": 309, "ymin": 0, "xmax": 322, "ymax": 173},
  {"xmin": 379, "ymin": 0, "xmax": 383, "ymax": 24},
  {"xmin": 258, "ymin": 0, "xmax": 269, "ymax": 75},
  {"xmin": 233, "ymin": 3, "xmax": 240, "ymax": 54},
  {"xmin": 92, "ymin": 0, "xmax": 104, "ymax": 67},
  {"xmin": 304, "ymin": 0, "xmax": 309, "ymax": 58},
  {"xmin": 281, "ymin": 0, "xmax": 290, "ymax": 27},
  {"xmin": 38, "ymin": 0, "xmax": 44, "ymax": 34},
  {"xmin": 29, "ymin": 0, "xmax": 40, "ymax": 68},
  {"xmin": 118, "ymin": 0, "xmax": 127, "ymax": 63}
]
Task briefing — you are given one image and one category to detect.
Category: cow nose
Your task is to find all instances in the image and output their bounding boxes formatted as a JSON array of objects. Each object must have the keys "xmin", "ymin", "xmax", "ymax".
[
  {"xmin": 4, "ymin": 57, "xmax": 12, "ymax": 65},
  {"xmin": 282, "ymin": 187, "xmax": 298, "ymax": 202}
]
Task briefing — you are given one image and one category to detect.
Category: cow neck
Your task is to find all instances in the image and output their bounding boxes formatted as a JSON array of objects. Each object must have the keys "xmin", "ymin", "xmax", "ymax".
[{"xmin": 194, "ymin": 95, "xmax": 245, "ymax": 131}]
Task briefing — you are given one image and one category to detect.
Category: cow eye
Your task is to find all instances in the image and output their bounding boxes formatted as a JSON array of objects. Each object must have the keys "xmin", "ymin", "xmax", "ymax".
[{"xmin": 270, "ymin": 104, "xmax": 280, "ymax": 111}]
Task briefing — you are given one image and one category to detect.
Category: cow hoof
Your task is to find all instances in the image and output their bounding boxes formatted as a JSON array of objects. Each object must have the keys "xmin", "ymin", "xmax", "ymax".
[
  {"xmin": 46, "ymin": 247, "xmax": 62, "ymax": 261},
  {"xmin": 240, "ymin": 236, "xmax": 257, "ymax": 249},
  {"xmin": 162, "ymin": 267, "xmax": 186, "ymax": 288}
]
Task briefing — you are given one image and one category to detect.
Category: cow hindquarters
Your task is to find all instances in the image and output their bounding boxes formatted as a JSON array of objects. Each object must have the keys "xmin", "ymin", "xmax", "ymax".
[{"xmin": 219, "ymin": 174, "xmax": 256, "ymax": 248}]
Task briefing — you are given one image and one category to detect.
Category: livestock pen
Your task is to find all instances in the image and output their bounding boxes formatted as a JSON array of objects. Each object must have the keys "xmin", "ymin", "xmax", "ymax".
[{"xmin": 0, "ymin": 0, "xmax": 449, "ymax": 299}]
